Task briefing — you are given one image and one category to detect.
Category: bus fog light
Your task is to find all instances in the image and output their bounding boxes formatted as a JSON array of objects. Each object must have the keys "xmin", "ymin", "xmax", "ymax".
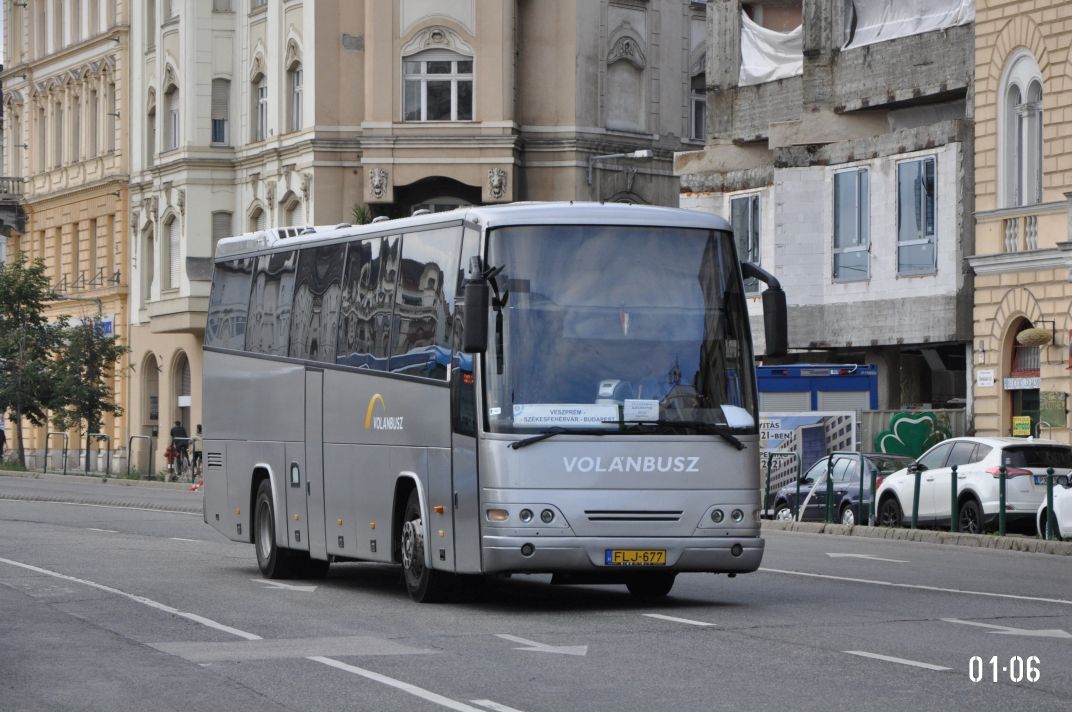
[
  {"xmin": 487, "ymin": 509, "xmax": 509, "ymax": 522},
  {"xmin": 731, "ymin": 543, "xmax": 743, "ymax": 557},
  {"xmin": 540, "ymin": 509, "xmax": 555, "ymax": 524},
  {"xmin": 731, "ymin": 509, "xmax": 744, "ymax": 523},
  {"xmin": 519, "ymin": 508, "xmax": 534, "ymax": 523},
  {"xmin": 521, "ymin": 543, "xmax": 535, "ymax": 557},
  {"xmin": 711, "ymin": 509, "xmax": 724, "ymax": 523}
]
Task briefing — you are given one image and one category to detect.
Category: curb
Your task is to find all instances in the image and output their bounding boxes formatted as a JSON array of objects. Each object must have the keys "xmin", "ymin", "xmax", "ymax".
[
  {"xmin": 761, "ymin": 519, "xmax": 1072, "ymax": 556},
  {"xmin": 0, "ymin": 469, "xmax": 202, "ymax": 515},
  {"xmin": 0, "ymin": 468, "xmax": 193, "ymax": 490}
]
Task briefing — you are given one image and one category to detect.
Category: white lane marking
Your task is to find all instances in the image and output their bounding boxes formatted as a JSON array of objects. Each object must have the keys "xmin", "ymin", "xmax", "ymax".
[
  {"xmin": 761, "ymin": 568, "xmax": 1072, "ymax": 607},
  {"xmin": 642, "ymin": 613, "xmax": 716, "ymax": 627},
  {"xmin": 310, "ymin": 656, "xmax": 487, "ymax": 712},
  {"xmin": 0, "ymin": 556, "xmax": 261, "ymax": 640},
  {"xmin": 844, "ymin": 650, "xmax": 951, "ymax": 671},
  {"xmin": 0, "ymin": 557, "xmax": 491, "ymax": 711},
  {"xmin": 471, "ymin": 700, "xmax": 528, "ymax": 712},
  {"xmin": 253, "ymin": 579, "xmax": 318, "ymax": 593},
  {"xmin": 0, "ymin": 497, "xmax": 200, "ymax": 516},
  {"xmin": 826, "ymin": 553, "xmax": 909, "ymax": 563},
  {"xmin": 941, "ymin": 618, "xmax": 1072, "ymax": 639},
  {"xmin": 169, "ymin": 537, "xmax": 201, "ymax": 543},
  {"xmin": 495, "ymin": 633, "xmax": 588, "ymax": 656},
  {"xmin": 87, "ymin": 528, "xmax": 119, "ymax": 533}
]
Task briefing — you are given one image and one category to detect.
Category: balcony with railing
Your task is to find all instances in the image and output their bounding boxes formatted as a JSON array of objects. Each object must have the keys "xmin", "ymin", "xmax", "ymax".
[{"xmin": 0, "ymin": 177, "xmax": 27, "ymax": 239}]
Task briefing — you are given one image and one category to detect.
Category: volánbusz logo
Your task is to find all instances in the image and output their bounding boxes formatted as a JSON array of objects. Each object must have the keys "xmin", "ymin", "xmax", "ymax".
[
  {"xmin": 364, "ymin": 393, "xmax": 405, "ymax": 431},
  {"xmin": 563, "ymin": 456, "xmax": 700, "ymax": 474}
]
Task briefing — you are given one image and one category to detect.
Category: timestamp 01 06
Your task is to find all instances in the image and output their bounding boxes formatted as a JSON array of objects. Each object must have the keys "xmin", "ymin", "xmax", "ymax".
[{"xmin": 968, "ymin": 656, "xmax": 1040, "ymax": 683}]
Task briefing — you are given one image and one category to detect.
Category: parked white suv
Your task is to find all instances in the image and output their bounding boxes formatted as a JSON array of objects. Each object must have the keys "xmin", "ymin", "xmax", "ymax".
[
  {"xmin": 1036, "ymin": 476, "xmax": 1072, "ymax": 540},
  {"xmin": 874, "ymin": 437, "xmax": 1072, "ymax": 534}
]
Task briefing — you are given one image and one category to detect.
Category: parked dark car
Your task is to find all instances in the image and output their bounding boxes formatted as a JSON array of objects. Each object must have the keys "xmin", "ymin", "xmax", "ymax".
[{"xmin": 770, "ymin": 453, "xmax": 914, "ymax": 526}]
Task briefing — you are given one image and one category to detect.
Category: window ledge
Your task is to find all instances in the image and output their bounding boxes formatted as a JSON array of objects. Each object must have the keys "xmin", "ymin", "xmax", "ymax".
[{"xmin": 249, "ymin": 5, "xmax": 268, "ymax": 18}]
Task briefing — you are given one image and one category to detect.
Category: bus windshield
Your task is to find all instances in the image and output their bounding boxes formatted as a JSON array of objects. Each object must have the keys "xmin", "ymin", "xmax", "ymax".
[{"xmin": 482, "ymin": 224, "xmax": 756, "ymax": 435}]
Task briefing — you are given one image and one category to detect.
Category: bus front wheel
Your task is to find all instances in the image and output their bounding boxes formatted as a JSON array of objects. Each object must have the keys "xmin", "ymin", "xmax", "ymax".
[
  {"xmin": 400, "ymin": 489, "xmax": 452, "ymax": 603},
  {"xmin": 254, "ymin": 479, "xmax": 296, "ymax": 579}
]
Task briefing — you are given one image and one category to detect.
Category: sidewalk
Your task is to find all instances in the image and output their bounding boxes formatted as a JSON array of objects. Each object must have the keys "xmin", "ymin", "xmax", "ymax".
[
  {"xmin": 0, "ymin": 468, "xmax": 202, "ymax": 514},
  {"xmin": 762, "ymin": 519, "xmax": 1072, "ymax": 556}
]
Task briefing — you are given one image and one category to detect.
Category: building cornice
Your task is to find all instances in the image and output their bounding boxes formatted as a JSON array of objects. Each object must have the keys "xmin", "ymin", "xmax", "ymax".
[
  {"xmin": 975, "ymin": 200, "xmax": 1068, "ymax": 224},
  {"xmin": 966, "ymin": 248, "xmax": 1067, "ymax": 275}
]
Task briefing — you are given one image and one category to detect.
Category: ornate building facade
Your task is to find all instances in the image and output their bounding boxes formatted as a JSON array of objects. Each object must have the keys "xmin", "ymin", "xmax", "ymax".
[{"xmin": 1, "ymin": 0, "xmax": 129, "ymax": 468}]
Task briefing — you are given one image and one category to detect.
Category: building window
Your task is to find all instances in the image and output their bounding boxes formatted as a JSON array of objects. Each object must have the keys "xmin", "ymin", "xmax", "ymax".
[
  {"xmin": 213, "ymin": 0, "xmax": 233, "ymax": 11},
  {"xmin": 288, "ymin": 64, "xmax": 303, "ymax": 132},
  {"xmin": 1000, "ymin": 52, "xmax": 1043, "ymax": 208},
  {"xmin": 250, "ymin": 207, "xmax": 266, "ymax": 232},
  {"xmin": 54, "ymin": 101, "xmax": 64, "ymax": 168},
  {"xmin": 37, "ymin": 107, "xmax": 46, "ymax": 172},
  {"xmin": 106, "ymin": 81, "xmax": 116, "ymax": 152},
  {"xmin": 89, "ymin": 90, "xmax": 99, "ymax": 156},
  {"xmin": 253, "ymin": 74, "xmax": 268, "ymax": 141},
  {"xmin": 165, "ymin": 0, "xmax": 178, "ymax": 20},
  {"xmin": 72, "ymin": 96, "xmax": 81, "ymax": 161},
  {"xmin": 211, "ymin": 79, "xmax": 230, "ymax": 145},
  {"xmin": 403, "ymin": 54, "xmax": 473, "ymax": 121},
  {"xmin": 731, "ymin": 194, "xmax": 760, "ymax": 291},
  {"xmin": 896, "ymin": 156, "xmax": 936, "ymax": 276},
  {"xmin": 833, "ymin": 168, "xmax": 869, "ymax": 282},
  {"xmin": 147, "ymin": 102, "xmax": 157, "ymax": 168},
  {"xmin": 690, "ymin": 73, "xmax": 706, "ymax": 141},
  {"xmin": 251, "ymin": 0, "xmax": 267, "ymax": 10},
  {"xmin": 146, "ymin": 0, "xmax": 156, "ymax": 50},
  {"xmin": 167, "ymin": 216, "xmax": 181, "ymax": 289},
  {"xmin": 165, "ymin": 85, "xmax": 180, "ymax": 150},
  {"xmin": 211, "ymin": 211, "xmax": 233, "ymax": 257}
]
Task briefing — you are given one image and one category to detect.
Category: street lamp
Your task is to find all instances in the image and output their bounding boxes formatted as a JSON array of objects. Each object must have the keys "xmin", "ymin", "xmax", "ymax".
[{"xmin": 586, "ymin": 149, "xmax": 655, "ymax": 185}]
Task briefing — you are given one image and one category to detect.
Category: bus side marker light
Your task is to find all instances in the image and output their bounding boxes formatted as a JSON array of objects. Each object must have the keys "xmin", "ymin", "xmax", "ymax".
[
  {"xmin": 434, "ymin": 505, "xmax": 444, "ymax": 514},
  {"xmin": 336, "ymin": 519, "xmax": 344, "ymax": 526},
  {"xmin": 370, "ymin": 522, "xmax": 376, "ymax": 530},
  {"xmin": 234, "ymin": 507, "xmax": 241, "ymax": 516},
  {"xmin": 293, "ymin": 513, "xmax": 301, "ymax": 522},
  {"xmin": 437, "ymin": 530, "xmax": 445, "ymax": 538}
]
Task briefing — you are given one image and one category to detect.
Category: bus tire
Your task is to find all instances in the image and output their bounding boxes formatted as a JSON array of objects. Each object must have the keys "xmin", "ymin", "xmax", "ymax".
[
  {"xmin": 625, "ymin": 572, "xmax": 676, "ymax": 598},
  {"xmin": 254, "ymin": 479, "xmax": 296, "ymax": 579},
  {"xmin": 400, "ymin": 489, "xmax": 452, "ymax": 603}
]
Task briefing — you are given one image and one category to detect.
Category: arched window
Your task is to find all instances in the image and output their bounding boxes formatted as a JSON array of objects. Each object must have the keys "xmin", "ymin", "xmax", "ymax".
[
  {"xmin": 164, "ymin": 83, "xmax": 180, "ymax": 151},
  {"xmin": 143, "ymin": 225, "xmax": 156, "ymax": 304},
  {"xmin": 252, "ymin": 73, "xmax": 268, "ymax": 141},
  {"xmin": 287, "ymin": 61, "xmax": 303, "ymax": 132},
  {"xmin": 403, "ymin": 50, "xmax": 473, "ymax": 121},
  {"xmin": 165, "ymin": 214, "xmax": 181, "ymax": 289},
  {"xmin": 146, "ymin": 92, "xmax": 157, "ymax": 168},
  {"xmin": 1000, "ymin": 51, "xmax": 1043, "ymax": 208},
  {"xmin": 250, "ymin": 206, "xmax": 266, "ymax": 232},
  {"xmin": 174, "ymin": 351, "xmax": 191, "ymax": 434}
]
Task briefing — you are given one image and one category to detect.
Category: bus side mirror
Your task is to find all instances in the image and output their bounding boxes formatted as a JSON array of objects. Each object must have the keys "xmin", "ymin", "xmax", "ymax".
[
  {"xmin": 762, "ymin": 286, "xmax": 787, "ymax": 357},
  {"xmin": 462, "ymin": 280, "xmax": 490, "ymax": 353}
]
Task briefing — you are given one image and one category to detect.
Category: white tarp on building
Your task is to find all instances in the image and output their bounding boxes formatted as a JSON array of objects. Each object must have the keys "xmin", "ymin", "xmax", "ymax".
[
  {"xmin": 739, "ymin": 12, "xmax": 802, "ymax": 87},
  {"xmin": 844, "ymin": 0, "xmax": 974, "ymax": 49}
]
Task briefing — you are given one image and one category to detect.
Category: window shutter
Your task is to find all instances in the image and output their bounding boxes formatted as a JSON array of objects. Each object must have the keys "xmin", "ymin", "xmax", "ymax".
[
  {"xmin": 212, "ymin": 79, "xmax": 229, "ymax": 122},
  {"xmin": 169, "ymin": 218, "xmax": 181, "ymax": 288},
  {"xmin": 256, "ymin": 210, "xmax": 266, "ymax": 231}
]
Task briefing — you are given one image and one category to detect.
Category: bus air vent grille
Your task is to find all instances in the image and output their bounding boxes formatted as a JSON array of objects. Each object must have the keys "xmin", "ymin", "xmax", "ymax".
[
  {"xmin": 206, "ymin": 452, "xmax": 224, "ymax": 469},
  {"xmin": 584, "ymin": 510, "xmax": 683, "ymax": 522}
]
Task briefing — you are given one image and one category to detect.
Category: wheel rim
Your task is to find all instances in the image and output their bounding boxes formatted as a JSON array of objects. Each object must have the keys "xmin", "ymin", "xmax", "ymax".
[
  {"xmin": 401, "ymin": 518, "xmax": 424, "ymax": 579},
  {"xmin": 880, "ymin": 502, "xmax": 899, "ymax": 527},
  {"xmin": 256, "ymin": 499, "xmax": 273, "ymax": 561},
  {"xmin": 842, "ymin": 508, "xmax": 855, "ymax": 526},
  {"xmin": 775, "ymin": 507, "xmax": 793, "ymax": 521},
  {"xmin": 960, "ymin": 505, "xmax": 979, "ymax": 534}
]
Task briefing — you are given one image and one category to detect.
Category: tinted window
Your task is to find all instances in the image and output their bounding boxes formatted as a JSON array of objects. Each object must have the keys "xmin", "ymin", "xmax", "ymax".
[
  {"xmin": 289, "ymin": 244, "xmax": 346, "ymax": 362},
  {"xmin": 946, "ymin": 441, "xmax": 977, "ymax": 468},
  {"xmin": 389, "ymin": 228, "xmax": 462, "ymax": 379},
  {"xmin": 918, "ymin": 442, "xmax": 953, "ymax": 470},
  {"xmin": 245, "ymin": 251, "xmax": 298, "ymax": 356},
  {"xmin": 803, "ymin": 459, "xmax": 828, "ymax": 482},
  {"xmin": 831, "ymin": 457, "xmax": 853, "ymax": 482},
  {"xmin": 972, "ymin": 445, "xmax": 993, "ymax": 463},
  {"xmin": 868, "ymin": 455, "xmax": 912, "ymax": 475},
  {"xmin": 1002, "ymin": 446, "xmax": 1072, "ymax": 469},
  {"xmin": 336, "ymin": 235, "xmax": 399, "ymax": 369},
  {"xmin": 206, "ymin": 257, "xmax": 254, "ymax": 349}
]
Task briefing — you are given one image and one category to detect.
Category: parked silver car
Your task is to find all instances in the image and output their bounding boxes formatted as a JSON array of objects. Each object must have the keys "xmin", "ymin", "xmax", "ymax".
[{"xmin": 874, "ymin": 437, "xmax": 1072, "ymax": 534}]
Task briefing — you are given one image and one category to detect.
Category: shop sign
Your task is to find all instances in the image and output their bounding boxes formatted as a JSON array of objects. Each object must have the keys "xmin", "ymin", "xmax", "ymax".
[
  {"xmin": 1012, "ymin": 416, "xmax": 1032, "ymax": 437},
  {"xmin": 1040, "ymin": 391, "xmax": 1068, "ymax": 429},
  {"xmin": 976, "ymin": 370, "xmax": 995, "ymax": 388},
  {"xmin": 1003, "ymin": 377, "xmax": 1041, "ymax": 390}
]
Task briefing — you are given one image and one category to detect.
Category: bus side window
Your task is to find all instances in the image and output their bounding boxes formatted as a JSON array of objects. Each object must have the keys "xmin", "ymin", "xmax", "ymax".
[
  {"xmin": 289, "ymin": 244, "xmax": 345, "ymax": 362},
  {"xmin": 206, "ymin": 257, "xmax": 254, "ymax": 350},
  {"xmin": 245, "ymin": 251, "xmax": 298, "ymax": 356},
  {"xmin": 335, "ymin": 236, "xmax": 397, "ymax": 370},
  {"xmin": 451, "ymin": 304, "xmax": 476, "ymax": 436}
]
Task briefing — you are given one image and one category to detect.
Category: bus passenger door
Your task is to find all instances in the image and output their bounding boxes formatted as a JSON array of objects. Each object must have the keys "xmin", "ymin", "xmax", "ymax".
[
  {"xmin": 451, "ymin": 348, "xmax": 481, "ymax": 573},
  {"xmin": 304, "ymin": 368, "xmax": 328, "ymax": 560}
]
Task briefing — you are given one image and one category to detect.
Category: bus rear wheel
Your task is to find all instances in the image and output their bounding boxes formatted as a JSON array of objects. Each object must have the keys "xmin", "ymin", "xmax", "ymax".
[
  {"xmin": 400, "ymin": 489, "xmax": 452, "ymax": 603},
  {"xmin": 254, "ymin": 479, "xmax": 296, "ymax": 579},
  {"xmin": 625, "ymin": 572, "xmax": 676, "ymax": 599}
]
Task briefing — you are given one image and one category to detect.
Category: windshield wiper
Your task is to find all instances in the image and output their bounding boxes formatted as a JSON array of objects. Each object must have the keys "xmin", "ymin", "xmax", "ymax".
[
  {"xmin": 605, "ymin": 420, "xmax": 747, "ymax": 451},
  {"xmin": 509, "ymin": 427, "xmax": 614, "ymax": 450}
]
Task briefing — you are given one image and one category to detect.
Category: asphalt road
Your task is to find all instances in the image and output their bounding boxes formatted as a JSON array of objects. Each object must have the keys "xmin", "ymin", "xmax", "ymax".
[{"xmin": 1, "ymin": 474, "xmax": 1070, "ymax": 712}]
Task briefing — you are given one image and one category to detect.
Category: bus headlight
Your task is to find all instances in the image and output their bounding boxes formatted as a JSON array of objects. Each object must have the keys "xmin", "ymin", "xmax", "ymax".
[
  {"xmin": 731, "ymin": 509, "xmax": 744, "ymax": 523},
  {"xmin": 519, "ymin": 508, "xmax": 534, "ymax": 523},
  {"xmin": 540, "ymin": 509, "xmax": 555, "ymax": 524},
  {"xmin": 711, "ymin": 509, "xmax": 725, "ymax": 523}
]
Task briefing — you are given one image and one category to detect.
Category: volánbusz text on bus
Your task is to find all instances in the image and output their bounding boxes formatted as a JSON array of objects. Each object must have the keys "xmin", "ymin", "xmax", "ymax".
[{"xmin": 201, "ymin": 202, "xmax": 787, "ymax": 601}]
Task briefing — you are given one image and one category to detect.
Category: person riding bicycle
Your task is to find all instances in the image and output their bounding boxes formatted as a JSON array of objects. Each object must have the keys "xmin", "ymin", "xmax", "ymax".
[{"xmin": 170, "ymin": 421, "xmax": 189, "ymax": 479}]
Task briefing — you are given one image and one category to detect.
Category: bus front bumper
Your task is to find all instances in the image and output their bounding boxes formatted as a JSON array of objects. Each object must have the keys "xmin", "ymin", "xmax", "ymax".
[{"xmin": 481, "ymin": 535, "xmax": 764, "ymax": 575}]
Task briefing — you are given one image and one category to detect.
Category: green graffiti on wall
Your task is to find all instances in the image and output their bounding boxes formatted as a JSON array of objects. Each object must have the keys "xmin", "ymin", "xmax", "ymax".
[{"xmin": 874, "ymin": 412, "xmax": 951, "ymax": 459}]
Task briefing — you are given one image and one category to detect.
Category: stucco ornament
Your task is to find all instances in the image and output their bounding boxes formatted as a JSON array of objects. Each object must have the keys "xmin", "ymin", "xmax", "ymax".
[
  {"xmin": 488, "ymin": 168, "xmax": 507, "ymax": 200},
  {"xmin": 369, "ymin": 167, "xmax": 389, "ymax": 199}
]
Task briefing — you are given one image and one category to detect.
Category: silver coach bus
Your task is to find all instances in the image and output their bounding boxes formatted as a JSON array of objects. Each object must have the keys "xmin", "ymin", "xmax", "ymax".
[{"xmin": 202, "ymin": 203, "xmax": 787, "ymax": 602}]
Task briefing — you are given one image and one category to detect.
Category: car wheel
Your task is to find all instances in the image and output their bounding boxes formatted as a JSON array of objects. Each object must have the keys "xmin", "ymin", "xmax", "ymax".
[
  {"xmin": 774, "ymin": 503, "xmax": 794, "ymax": 521},
  {"xmin": 1038, "ymin": 508, "xmax": 1064, "ymax": 541},
  {"xmin": 400, "ymin": 489, "xmax": 452, "ymax": 603},
  {"xmin": 840, "ymin": 503, "xmax": 856, "ymax": 527},
  {"xmin": 254, "ymin": 479, "xmax": 296, "ymax": 579},
  {"xmin": 878, "ymin": 497, "xmax": 903, "ymax": 528},
  {"xmin": 626, "ymin": 573, "xmax": 677, "ymax": 598},
  {"xmin": 957, "ymin": 498, "xmax": 986, "ymax": 534}
]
